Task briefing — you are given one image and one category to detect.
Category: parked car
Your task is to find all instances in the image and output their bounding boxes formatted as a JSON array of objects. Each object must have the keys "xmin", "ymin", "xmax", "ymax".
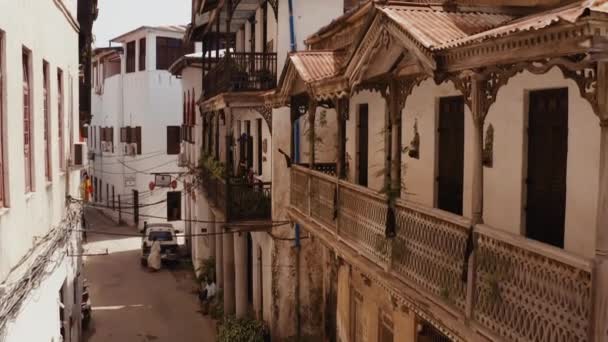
[{"xmin": 140, "ymin": 222, "xmax": 180, "ymax": 266}]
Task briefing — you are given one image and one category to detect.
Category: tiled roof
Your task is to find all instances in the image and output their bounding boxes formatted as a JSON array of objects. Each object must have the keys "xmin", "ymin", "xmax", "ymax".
[
  {"xmin": 289, "ymin": 50, "xmax": 346, "ymax": 83},
  {"xmin": 438, "ymin": 0, "xmax": 608, "ymax": 49},
  {"xmin": 379, "ymin": 5, "xmax": 516, "ymax": 51}
]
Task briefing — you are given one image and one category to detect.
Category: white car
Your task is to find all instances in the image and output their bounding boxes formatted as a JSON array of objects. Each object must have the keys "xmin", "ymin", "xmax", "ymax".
[{"xmin": 140, "ymin": 223, "xmax": 180, "ymax": 266}]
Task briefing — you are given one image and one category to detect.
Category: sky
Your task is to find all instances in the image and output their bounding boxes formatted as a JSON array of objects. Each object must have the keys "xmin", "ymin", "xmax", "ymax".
[{"xmin": 93, "ymin": 0, "xmax": 191, "ymax": 47}]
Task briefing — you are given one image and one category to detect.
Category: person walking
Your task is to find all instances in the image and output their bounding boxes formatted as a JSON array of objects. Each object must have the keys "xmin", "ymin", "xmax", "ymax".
[{"xmin": 147, "ymin": 237, "xmax": 162, "ymax": 271}]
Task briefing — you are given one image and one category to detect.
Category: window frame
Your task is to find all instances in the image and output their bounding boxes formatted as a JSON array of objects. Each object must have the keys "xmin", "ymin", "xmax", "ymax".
[
  {"xmin": 0, "ymin": 31, "xmax": 5, "ymax": 206},
  {"xmin": 126, "ymin": 41, "xmax": 136, "ymax": 73},
  {"xmin": 23, "ymin": 48, "xmax": 34, "ymax": 193},
  {"xmin": 156, "ymin": 36, "xmax": 184, "ymax": 70},
  {"xmin": 57, "ymin": 68, "xmax": 65, "ymax": 171},
  {"xmin": 43, "ymin": 61, "xmax": 52, "ymax": 182},
  {"xmin": 167, "ymin": 126, "xmax": 181, "ymax": 155},
  {"xmin": 139, "ymin": 38, "xmax": 146, "ymax": 71}
]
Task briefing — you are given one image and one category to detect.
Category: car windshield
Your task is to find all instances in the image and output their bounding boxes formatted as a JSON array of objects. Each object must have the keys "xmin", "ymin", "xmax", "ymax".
[{"xmin": 148, "ymin": 231, "xmax": 173, "ymax": 241}]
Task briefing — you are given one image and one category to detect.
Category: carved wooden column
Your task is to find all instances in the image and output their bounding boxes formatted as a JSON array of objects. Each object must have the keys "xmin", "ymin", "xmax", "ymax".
[
  {"xmin": 463, "ymin": 73, "xmax": 489, "ymax": 320},
  {"xmin": 336, "ymin": 97, "xmax": 349, "ymax": 180},
  {"xmin": 593, "ymin": 61, "xmax": 608, "ymax": 342},
  {"xmin": 389, "ymin": 80, "xmax": 403, "ymax": 201}
]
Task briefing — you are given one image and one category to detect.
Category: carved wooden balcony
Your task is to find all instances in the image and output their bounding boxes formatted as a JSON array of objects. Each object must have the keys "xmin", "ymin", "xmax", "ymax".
[
  {"xmin": 199, "ymin": 163, "xmax": 272, "ymax": 222},
  {"xmin": 202, "ymin": 52, "xmax": 277, "ymax": 100},
  {"xmin": 289, "ymin": 165, "xmax": 593, "ymax": 342}
]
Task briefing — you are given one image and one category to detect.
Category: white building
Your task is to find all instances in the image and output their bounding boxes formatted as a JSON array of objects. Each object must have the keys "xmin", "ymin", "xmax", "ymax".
[
  {"xmin": 0, "ymin": 0, "xmax": 89, "ymax": 341},
  {"xmin": 88, "ymin": 26, "xmax": 188, "ymax": 230}
]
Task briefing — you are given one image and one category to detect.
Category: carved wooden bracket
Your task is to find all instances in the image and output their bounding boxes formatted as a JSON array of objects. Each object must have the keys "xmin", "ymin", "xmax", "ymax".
[
  {"xmin": 355, "ymin": 80, "xmax": 389, "ymax": 99},
  {"xmin": 266, "ymin": 0, "xmax": 278, "ymax": 19},
  {"xmin": 253, "ymin": 106, "xmax": 273, "ymax": 134},
  {"xmin": 394, "ymin": 75, "xmax": 427, "ymax": 111},
  {"xmin": 443, "ymin": 55, "xmax": 599, "ymax": 119}
]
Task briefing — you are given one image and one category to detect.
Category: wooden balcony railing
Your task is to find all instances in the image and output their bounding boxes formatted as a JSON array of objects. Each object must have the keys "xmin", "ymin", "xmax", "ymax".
[
  {"xmin": 289, "ymin": 165, "xmax": 594, "ymax": 342},
  {"xmin": 203, "ymin": 52, "xmax": 277, "ymax": 99},
  {"xmin": 200, "ymin": 164, "xmax": 272, "ymax": 222}
]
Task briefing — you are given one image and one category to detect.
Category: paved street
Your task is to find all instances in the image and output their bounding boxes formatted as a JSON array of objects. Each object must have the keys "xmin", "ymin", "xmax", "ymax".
[{"xmin": 82, "ymin": 209, "xmax": 216, "ymax": 342}]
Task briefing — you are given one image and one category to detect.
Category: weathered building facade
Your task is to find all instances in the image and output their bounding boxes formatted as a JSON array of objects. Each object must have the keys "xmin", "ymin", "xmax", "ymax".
[
  {"xmin": 270, "ymin": 0, "xmax": 608, "ymax": 341},
  {"xmin": 0, "ymin": 0, "xmax": 93, "ymax": 341},
  {"xmin": 182, "ymin": 0, "xmax": 348, "ymax": 340}
]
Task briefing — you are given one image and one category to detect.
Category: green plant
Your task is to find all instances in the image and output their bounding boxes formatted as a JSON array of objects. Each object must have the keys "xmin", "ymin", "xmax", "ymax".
[
  {"xmin": 209, "ymin": 290, "xmax": 224, "ymax": 320},
  {"xmin": 217, "ymin": 316, "xmax": 268, "ymax": 342},
  {"xmin": 196, "ymin": 257, "xmax": 216, "ymax": 283},
  {"xmin": 198, "ymin": 152, "xmax": 226, "ymax": 180}
]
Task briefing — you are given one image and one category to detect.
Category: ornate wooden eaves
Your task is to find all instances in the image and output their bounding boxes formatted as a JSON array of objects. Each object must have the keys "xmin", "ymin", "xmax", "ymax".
[
  {"xmin": 265, "ymin": 0, "xmax": 278, "ymax": 19},
  {"xmin": 441, "ymin": 55, "xmax": 599, "ymax": 119},
  {"xmin": 394, "ymin": 75, "xmax": 427, "ymax": 111}
]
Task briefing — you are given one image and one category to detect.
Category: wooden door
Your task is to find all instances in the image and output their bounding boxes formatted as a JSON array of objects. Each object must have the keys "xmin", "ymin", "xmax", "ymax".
[
  {"xmin": 357, "ymin": 104, "xmax": 369, "ymax": 187},
  {"xmin": 437, "ymin": 96, "xmax": 464, "ymax": 215},
  {"xmin": 526, "ymin": 88, "xmax": 568, "ymax": 248}
]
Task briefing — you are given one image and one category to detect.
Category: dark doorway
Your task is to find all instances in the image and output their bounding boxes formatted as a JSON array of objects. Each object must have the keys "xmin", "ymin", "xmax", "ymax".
[
  {"xmin": 246, "ymin": 121, "xmax": 253, "ymax": 169},
  {"xmin": 357, "ymin": 104, "xmax": 369, "ymax": 187},
  {"xmin": 437, "ymin": 96, "xmax": 465, "ymax": 215},
  {"xmin": 247, "ymin": 233, "xmax": 254, "ymax": 305},
  {"xmin": 257, "ymin": 119, "xmax": 263, "ymax": 175},
  {"xmin": 526, "ymin": 88, "xmax": 568, "ymax": 248}
]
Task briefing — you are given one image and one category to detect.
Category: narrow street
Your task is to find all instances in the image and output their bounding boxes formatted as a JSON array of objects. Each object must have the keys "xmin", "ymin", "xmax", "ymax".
[{"xmin": 82, "ymin": 209, "xmax": 216, "ymax": 342}]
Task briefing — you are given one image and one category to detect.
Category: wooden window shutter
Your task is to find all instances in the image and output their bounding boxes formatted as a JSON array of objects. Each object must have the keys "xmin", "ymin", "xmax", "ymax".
[
  {"xmin": 23, "ymin": 50, "xmax": 33, "ymax": 192},
  {"xmin": 126, "ymin": 127, "xmax": 132, "ymax": 144},
  {"xmin": 139, "ymin": 38, "xmax": 146, "ymax": 71},
  {"xmin": 135, "ymin": 126, "xmax": 142, "ymax": 154},
  {"xmin": 167, "ymin": 126, "xmax": 180, "ymax": 155},
  {"xmin": 110, "ymin": 127, "xmax": 114, "ymax": 152}
]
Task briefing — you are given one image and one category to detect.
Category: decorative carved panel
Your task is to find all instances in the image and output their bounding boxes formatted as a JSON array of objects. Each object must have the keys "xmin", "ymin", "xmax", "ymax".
[{"xmin": 253, "ymin": 105, "xmax": 273, "ymax": 134}]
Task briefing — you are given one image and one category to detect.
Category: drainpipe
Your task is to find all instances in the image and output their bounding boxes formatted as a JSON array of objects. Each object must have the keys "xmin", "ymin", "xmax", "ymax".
[{"xmin": 288, "ymin": 0, "xmax": 302, "ymax": 340}]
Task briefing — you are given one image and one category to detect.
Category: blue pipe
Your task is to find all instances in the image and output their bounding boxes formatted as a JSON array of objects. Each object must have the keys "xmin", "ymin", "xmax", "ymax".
[{"xmin": 288, "ymin": 0, "xmax": 297, "ymax": 52}]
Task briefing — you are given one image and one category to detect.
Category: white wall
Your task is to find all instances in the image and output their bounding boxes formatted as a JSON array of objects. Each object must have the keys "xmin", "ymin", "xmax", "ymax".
[
  {"xmin": 90, "ymin": 28, "xmax": 186, "ymax": 231},
  {"xmin": 347, "ymin": 90, "xmax": 388, "ymax": 192},
  {"xmin": 0, "ymin": 0, "xmax": 82, "ymax": 340}
]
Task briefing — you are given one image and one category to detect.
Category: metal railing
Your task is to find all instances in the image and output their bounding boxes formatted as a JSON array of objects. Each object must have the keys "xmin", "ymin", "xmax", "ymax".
[
  {"xmin": 203, "ymin": 52, "xmax": 277, "ymax": 99},
  {"xmin": 289, "ymin": 165, "xmax": 594, "ymax": 342}
]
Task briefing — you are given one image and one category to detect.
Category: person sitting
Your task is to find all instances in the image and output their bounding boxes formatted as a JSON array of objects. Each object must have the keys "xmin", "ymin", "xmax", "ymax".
[{"xmin": 147, "ymin": 236, "xmax": 162, "ymax": 271}]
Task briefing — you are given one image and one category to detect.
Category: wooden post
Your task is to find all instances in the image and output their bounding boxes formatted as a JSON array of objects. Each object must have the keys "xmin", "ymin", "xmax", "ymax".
[
  {"xmin": 336, "ymin": 97, "xmax": 348, "ymax": 180},
  {"xmin": 465, "ymin": 75, "xmax": 487, "ymax": 320},
  {"xmin": 225, "ymin": 107, "xmax": 233, "ymax": 220},
  {"xmin": 593, "ymin": 61, "xmax": 608, "ymax": 342},
  {"xmin": 389, "ymin": 80, "xmax": 402, "ymax": 202}
]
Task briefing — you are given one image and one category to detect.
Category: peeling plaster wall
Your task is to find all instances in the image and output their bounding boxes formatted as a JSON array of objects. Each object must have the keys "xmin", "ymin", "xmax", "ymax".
[{"xmin": 298, "ymin": 107, "xmax": 338, "ymax": 164}]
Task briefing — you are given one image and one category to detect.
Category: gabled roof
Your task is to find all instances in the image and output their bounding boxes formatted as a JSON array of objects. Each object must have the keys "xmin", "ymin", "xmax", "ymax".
[
  {"xmin": 288, "ymin": 51, "xmax": 346, "ymax": 83},
  {"xmin": 379, "ymin": 5, "xmax": 516, "ymax": 50},
  {"xmin": 439, "ymin": 0, "xmax": 608, "ymax": 49}
]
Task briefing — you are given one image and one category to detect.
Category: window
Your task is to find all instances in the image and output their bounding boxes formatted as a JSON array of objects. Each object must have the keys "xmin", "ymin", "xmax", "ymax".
[
  {"xmin": 167, "ymin": 126, "xmax": 181, "ymax": 155},
  {"xmin": 126, "ymin": 41, "xmax": 136, "ymax": 73},
  {"xmin": 0, "ymin": 32, "xmax": 5, "ymax": 206},
  {"xmin": 23, "ymin": 49, "xmax": 34, "ymax": 192},
  {"xmin": 43, "ymin": 61, "xmax": 51, "ymax": 181},
  {"xmin": 121, "ymin": 126, "xmax": 142, "ymax": 155},
  {"xmin": 58, "ymin": 69, "xmax": 65, "ymax": 170},
  {"xmin": 101, "ymin": 127, "xmax": 114, "ymax": 153},
  {"xmin": 139, "ymin": 38, "xmax": 146, "ymax": 71},
  {"xmin": 156, "ymin": 37, "xmax": 183, "ymax": 70}
]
